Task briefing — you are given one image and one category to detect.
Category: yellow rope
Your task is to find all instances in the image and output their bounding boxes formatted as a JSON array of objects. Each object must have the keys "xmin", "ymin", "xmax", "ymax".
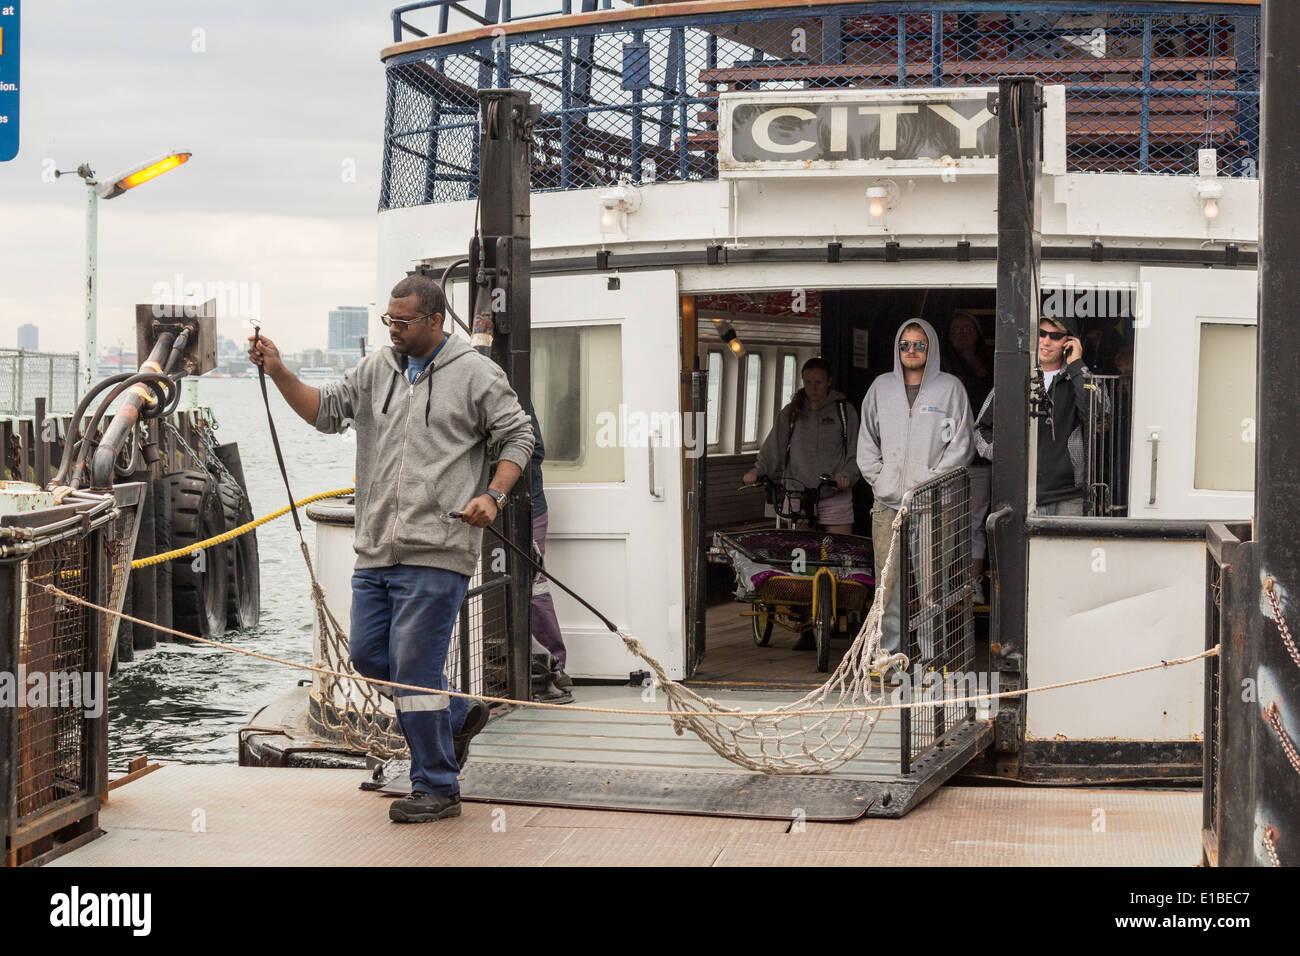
[{"xmin": 130, "ymin": 487, "xmax": 355, "ymax": 569}]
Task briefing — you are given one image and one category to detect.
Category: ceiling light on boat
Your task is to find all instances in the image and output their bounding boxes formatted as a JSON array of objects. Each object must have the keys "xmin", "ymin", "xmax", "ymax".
[
  {"xmin": 722, "ymin": 327, "xmax": 743, "ymax": 355},
  {"xmin": 598, "ymin": 181, "xmax": 643, "ymax": 238},
  {"xmin": 1196, "ymin": 179, "xmax": 1224, "ymax": 221}
]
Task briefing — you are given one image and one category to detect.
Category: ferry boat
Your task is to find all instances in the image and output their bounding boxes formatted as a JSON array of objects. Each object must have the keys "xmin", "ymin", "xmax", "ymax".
[
  {"xmin": 298, "ymin": 366, "xmax": 342, "ymax": 384},
  {"xmin": 238, "ymin": 0, "xmax": 1264, "ymax": 839}
]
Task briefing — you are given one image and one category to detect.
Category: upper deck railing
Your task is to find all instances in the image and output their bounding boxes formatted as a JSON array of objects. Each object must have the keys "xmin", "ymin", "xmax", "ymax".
[{"xmin": 380, "ymin": 1, "xmax": 1261, "ymax": 209}]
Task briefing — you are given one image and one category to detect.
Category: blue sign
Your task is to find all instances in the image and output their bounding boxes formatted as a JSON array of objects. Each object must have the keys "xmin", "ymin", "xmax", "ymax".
[{"xmin": 0, "ymin": 1, "xmax": 17, "ymax": 162}]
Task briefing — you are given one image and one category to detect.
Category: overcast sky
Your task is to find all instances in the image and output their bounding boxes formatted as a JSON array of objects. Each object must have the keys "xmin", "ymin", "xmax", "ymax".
[{"xmin": 0, "ymin": 0, "xmax": 424, "ymax": 356}]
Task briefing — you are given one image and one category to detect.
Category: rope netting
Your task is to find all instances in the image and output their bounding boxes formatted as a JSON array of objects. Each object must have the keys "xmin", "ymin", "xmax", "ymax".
[{"xmin": 618, "ymin": 508, "xmax": 910, "ymax": 773}]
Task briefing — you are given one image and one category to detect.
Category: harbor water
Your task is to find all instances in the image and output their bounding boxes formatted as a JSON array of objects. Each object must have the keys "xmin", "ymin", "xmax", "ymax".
[{"xmin": 108, "ymin": 377, "xmax": 356, "ymax": 768}]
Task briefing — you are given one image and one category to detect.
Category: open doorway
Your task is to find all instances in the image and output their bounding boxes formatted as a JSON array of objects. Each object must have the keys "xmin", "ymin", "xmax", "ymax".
[{"xmin": 690, "ymin": 287, "xmax": 998, "ymax": 686}]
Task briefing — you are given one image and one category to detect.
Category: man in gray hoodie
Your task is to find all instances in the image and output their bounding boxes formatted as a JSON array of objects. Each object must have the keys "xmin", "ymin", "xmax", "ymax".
[
  {"xmin": 857, "ymin": 319, "xmax": 973, "ymax": 656},
  {"xmin": 248, "ymin": 274, "xmax": 534, "ymax": 824}
]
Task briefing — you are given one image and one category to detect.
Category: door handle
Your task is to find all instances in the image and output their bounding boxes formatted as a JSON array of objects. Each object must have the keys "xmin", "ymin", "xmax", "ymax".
[
  {"xmin": 1146, "ymin": 429, "xmax": 1160, "ymax": 506},
  {"xmin": 648, "ymin": 431, "xmax": 664, "ymax": 501}
]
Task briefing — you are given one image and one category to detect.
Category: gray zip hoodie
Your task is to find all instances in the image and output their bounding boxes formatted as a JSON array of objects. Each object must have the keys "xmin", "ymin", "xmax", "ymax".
[
  {"xmin": 856, "ymin": 318, "xmax": 974, "ymax": 509},
  {"xmin": 314, "ymin": 334, "xmax": 534, "ymax": 576}
]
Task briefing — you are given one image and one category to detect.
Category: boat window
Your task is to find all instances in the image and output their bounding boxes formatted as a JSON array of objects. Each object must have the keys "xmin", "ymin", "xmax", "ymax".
[
  {"xmin": 1195, "ymin": 322, "xmax": 1256, "ymax": 492},
  {"xmin": 777, "ymin": 352, "xmax": 798, "ymax": 418},
  {"xmin": 740, "ymin": 353, "xmax": 762, "ymax": 448},
  {"xmin": 706, "ymin": 350, "xmax": 723, "ymax": 448},
  {"xmin": 531, "ymin": 325, "xmax": 625, "ymax": 482}
]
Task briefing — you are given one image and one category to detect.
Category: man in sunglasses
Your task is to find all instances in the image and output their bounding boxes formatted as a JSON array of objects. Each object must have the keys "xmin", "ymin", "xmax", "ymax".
[
  {"xmin": 248, "ymin": 274, "xmax": 534, "ymax": 824},
  {"xmin": 857, "ymin": 320, "xmax": 974, "ymax": 656},
  {"xmin": 974, "ymin": 315, "xmax": 1089, "ymax": 516}
]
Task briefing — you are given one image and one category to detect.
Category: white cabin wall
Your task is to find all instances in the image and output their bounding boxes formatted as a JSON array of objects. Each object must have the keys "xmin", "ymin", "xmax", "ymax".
[{"xmin": 378, "ymin": 172, "xmax": 1259, "ymax": 281}]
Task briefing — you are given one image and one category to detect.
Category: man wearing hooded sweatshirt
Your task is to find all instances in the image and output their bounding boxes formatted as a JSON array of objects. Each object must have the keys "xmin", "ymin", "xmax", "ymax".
[
  {"xmin": 857, "ymin": 319, "xmax": 973, "ymax": 655},
  {"xmin": 248, "ymin": 274, "xmax": 534, "ymax": 824}
]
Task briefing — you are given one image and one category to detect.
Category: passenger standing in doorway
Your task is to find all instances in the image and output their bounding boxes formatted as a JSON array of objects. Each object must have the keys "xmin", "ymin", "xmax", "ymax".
[
  {"xmin": 975, "ymin": 316, "xmax": 1091, "ymax": 515},
  {"xmin": 857, "ymin": 320, "xmax": 973, "ymax": 655},
  {"xmin": 744, "ymin": 357, "xmax": 861, "ymax": 650},
  {"xmin": 526, "ymin": 408, "xmax": 573, "ymax": 704},
  {"xmin": 942, "ymin": 311, "xmax": 994, "ymax": 604}
]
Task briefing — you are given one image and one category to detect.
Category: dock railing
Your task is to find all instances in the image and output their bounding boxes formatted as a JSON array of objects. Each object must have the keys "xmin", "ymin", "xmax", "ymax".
[
  {"xmin": 897, "ymin": 465, "xmax": 980, "ymax": 774},
  {"xmin": 0, "ymin": 349, "xmax": 80, "ymax": 417},
  {"xmin": 1, "ymin": 485, "xmax": 143, "ymax": 867},
  {"xmin": 382, "ymin": 1, "xmax": 1261, "ymax": 208}
]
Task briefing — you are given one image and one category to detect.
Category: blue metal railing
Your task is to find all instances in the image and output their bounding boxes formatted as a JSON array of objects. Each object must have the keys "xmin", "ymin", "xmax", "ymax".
[{"xmin": 381, "ymin": 1, "xmax": 1261, "ymax": 209}]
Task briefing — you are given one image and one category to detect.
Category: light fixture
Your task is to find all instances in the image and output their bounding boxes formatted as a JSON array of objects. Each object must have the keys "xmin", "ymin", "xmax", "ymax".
[
  {"xmin": 1195, "ymin": 179, "xmax": 1224, "ymax": 221},
  {"xmin": 598, "ymin": 180, "xmax": 643, "ymax": 237},
  {"xmin": 866, "ymin": 180, "xmax": 899, "ymax": 220},
  {"xmin": 96, "ymin": 150, "xmax": 192, "ymax": 200},
  {"xmin": 721, "ymin": 327, "xmax": 743, "ymax": 355}
]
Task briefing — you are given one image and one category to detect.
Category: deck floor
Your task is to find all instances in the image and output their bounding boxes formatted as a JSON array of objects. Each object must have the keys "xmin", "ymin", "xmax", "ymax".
[
  {"xmin": 471, "ymin": 685, "xmax": 903, "ymax": 781},
  {"xmin": 53, "ymin": 764, "xmax": 1202, "ymax": 866},
  {"xmin": 692, "ymin": 600, "xmax": 848, "ymax": 685}
]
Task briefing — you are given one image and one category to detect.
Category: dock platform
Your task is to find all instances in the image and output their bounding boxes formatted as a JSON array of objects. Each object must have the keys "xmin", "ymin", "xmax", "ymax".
[{"xmin": 52, "ymin": 765, "xmax": 1201, "ymax": 867}]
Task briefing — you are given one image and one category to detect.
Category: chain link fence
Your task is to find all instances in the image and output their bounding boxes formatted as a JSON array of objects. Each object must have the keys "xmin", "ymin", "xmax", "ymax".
[
  {"xmin": 0, "ymin": 350, "xmax": 80, "ymax": 417},
  {"xmin": 382, "ymin": 2, "xmax": 1261, "ymax": 209}
]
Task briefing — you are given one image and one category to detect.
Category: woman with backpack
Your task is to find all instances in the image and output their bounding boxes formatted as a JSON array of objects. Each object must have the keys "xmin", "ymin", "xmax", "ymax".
[{"xmin": 743, "ymin": 356, "xmax": 861, "ymax": 536}]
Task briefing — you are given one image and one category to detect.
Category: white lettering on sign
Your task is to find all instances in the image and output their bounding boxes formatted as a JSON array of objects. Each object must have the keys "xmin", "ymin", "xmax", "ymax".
[
  {"xmin": 751, "ymin": 106, "xmax": 817, "ymax": 154},
  {"xmin": 928, "ymin": 103, "xmax": 995, "ymax": 150},
  {"xmin": 855, "ymin": 105, "xmax": 919, "ymax": 152}
]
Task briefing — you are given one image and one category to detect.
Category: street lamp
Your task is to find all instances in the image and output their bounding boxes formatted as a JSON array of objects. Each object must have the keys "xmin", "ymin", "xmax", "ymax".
[{"xmin": 56, "ymin": 150, "xmax": 192, "ymax": 394}]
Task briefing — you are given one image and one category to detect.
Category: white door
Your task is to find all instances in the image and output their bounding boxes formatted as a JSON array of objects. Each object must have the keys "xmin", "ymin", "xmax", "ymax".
[
  {"xmin": 1131, "ymin": 266, "xmax": 1257, "ymax": 520},
  {"xmin": 531, "ymin": 271, "xmax": 686, "ymax": 679}
]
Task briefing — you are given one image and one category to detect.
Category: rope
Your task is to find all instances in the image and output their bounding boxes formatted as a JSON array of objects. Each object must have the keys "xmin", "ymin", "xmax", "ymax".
[
  {"xmin": 130, "ymin": 487, "xmax": 355, "ymax": 569},
  {"xmin": 34, "ymin": 581, "xmax": 1217, "ymax": 723}
]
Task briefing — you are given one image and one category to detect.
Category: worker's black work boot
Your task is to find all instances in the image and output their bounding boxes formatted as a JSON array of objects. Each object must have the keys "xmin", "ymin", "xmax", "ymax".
[{"xmin": 389, "ymin": 790, "xmax": 461, "ymax": 823}]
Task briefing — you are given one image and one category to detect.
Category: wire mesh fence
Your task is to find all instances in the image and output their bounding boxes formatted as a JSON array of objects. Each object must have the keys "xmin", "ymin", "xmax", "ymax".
[
  {"xmin": 15, "ymin": 538, "xmax": 93, "ymax": 821},
  {"xmin": 382, "ymin": 3, "xmax": 1261, "ymax": 208},
  {"xmin": 898, "ymin": 465, "xmax": 977, "ymax": 773},
  {"xmin": 1083, "ymin": 373, "xmax": 1132, "ymax": 517},
  {"xmin": 0, "ymin": 350, "xmax": 80, "ymax": 417}
]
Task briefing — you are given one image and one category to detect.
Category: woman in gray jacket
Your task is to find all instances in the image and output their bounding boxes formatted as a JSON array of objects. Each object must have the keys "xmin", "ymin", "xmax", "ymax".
[{"xmin": 743, "ymin": 357, "xmax": 861, "ymax": 535}]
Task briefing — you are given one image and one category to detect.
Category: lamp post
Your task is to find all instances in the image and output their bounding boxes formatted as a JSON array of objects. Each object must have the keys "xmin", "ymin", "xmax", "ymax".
[{"xmin": 56, "ymin": 151, "xmax": 192, "ymax": 395}]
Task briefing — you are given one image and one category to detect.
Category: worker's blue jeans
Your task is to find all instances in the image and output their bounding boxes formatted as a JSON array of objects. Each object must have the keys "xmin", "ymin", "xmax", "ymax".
[{"xmin": 350, "ymin": 565, "xmax": 472, "ymax": 796}]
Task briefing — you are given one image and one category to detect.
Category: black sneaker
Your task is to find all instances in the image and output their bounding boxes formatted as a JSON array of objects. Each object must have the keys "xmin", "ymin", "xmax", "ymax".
[
  {"xmin": 454, "ymin": 701, "xmax": 490, "ymax": 768},
  {"xmin": 552, "ymin": 669, "xmax": 573, "ymax": 690},
  {"xmin": 389, "ymin": 790, "xmax": 461, "ymax": 823}
]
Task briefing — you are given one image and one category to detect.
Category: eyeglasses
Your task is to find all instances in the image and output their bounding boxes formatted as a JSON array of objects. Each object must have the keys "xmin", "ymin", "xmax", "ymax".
[
  {"xmin": 1038, "ymin": 329, "xmax": 1067, "ymax": 342},
  {"xmin": 898, "ymin": 341, "xmax": 928, "ymax": 353},
  {"xmin": 380, "ymin": 311, "xmax": 438, "ymax": 331}
]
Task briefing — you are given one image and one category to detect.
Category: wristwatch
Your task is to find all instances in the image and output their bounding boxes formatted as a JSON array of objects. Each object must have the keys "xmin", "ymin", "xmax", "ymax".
[{"xmin": 485, "ymin": 489, "xmax": 506, "ymax": 508}]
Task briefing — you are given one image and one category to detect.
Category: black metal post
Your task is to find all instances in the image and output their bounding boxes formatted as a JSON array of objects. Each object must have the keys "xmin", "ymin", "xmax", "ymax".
[
  {"xmin": 990, "ymin": 76, "xmax": 1042, "ymax": 762},
  {"xmin": 474, "ymin": 89, "xmax": 537, "ymax": 705},
  {"xmin": 1247, "ymin": 0, "xmax": 1300, "ymax": 867}
]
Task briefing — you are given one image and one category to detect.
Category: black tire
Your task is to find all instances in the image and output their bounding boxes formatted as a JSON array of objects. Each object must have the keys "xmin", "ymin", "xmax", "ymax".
[
  {"xmin": 814, "ymin": 575, "xmax": 834, "ymax": 673},
  {"xmin": 165, "ymin": 470, "xmax": 228, "ymax": 640},
  {"xmin": 217, "ymin": 476, "xmax": 259, "ymax": 629},
  {"xmin": 152, "ymin": 477, "xmax": 173, "ymax": 637},
  {"xmin": 751, "ymin": 611, "xmax": 773, "ymax": 647}
]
